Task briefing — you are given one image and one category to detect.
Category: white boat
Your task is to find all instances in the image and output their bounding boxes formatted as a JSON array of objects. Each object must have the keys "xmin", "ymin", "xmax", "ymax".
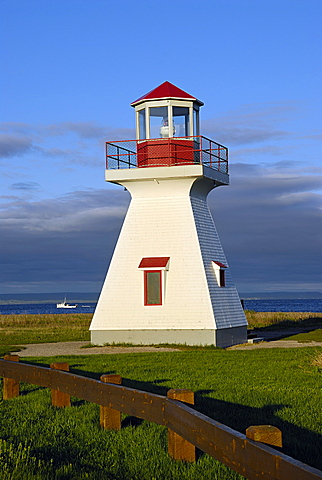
[{"xmin": 56, "ymin": 297, "xmax": 78, "ymax": 309}]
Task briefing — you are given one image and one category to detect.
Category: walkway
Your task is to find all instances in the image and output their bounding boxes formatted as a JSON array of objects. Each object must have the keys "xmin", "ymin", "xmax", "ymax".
[
  {"xmin": 11, "ymin": 342, "xmax": 180, "ymax": 357},
  {"xmin": 11, "ymin": 338, "xmax": 322, "ymax": 357}
]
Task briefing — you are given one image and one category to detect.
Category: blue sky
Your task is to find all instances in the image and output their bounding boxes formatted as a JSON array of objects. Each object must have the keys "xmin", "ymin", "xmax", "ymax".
[{"xmin": 1, "ymin": 0, "xmax": 321, "ymax": 295}]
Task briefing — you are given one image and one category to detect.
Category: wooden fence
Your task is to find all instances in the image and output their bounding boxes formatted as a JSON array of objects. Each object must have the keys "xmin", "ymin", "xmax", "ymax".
[{"xmin": 0, "ymin": 355, "xmax": 321, "ymax": 480}]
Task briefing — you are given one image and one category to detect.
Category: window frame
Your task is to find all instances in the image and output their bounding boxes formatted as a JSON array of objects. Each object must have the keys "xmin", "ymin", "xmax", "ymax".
[
  {"xmin": 212, "ymin": 261, "xmax": 227, "ymax": 288},
  {"xmin": 138, "ymin": 257, "xmax": 170, "ymax": 307},
  {"xmin": 144, "ymin": 270, "xmax": 162, "ymax": 306},
  {"xmin": 134, "ymin": 100, "xmax": 197, "ymax": 139},
  {"xmin": 219, "ymin": 268, "xmax": 226, "ymax": 288}
]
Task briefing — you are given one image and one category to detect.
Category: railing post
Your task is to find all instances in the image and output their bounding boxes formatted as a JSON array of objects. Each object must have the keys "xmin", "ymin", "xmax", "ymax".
[
  {"xmin": 246, "ymin": 425, "xmax": 282, "ymax": 448},
  {"xmin": 167, "ymin": 389, "xmax": 196, "ymax": 462},
  {"xmin": 100, "ymin": 374, "xmax": 122, "ymax": 430},
  {"xmin": 3, "ymin": 355, "xmax": 20, "ymax": 400},
  {"xmin": 50, "ymin": 362, "xmax": 71, "ymax": 407}
]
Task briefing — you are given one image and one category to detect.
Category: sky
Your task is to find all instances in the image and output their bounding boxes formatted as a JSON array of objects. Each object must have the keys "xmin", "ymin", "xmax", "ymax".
[{"xmin": 1, "ymin": 0, "xmax": 321, "ymax": 296}]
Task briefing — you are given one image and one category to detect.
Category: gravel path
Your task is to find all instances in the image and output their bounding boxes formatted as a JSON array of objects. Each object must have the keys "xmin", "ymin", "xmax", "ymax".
[
  {"xmin": 11, "ymin": 342, "xmax": 180, "ymax": 357},
  {"xmin": 10, "ymin": 338, "xmax": 322, "ymax": 357}
]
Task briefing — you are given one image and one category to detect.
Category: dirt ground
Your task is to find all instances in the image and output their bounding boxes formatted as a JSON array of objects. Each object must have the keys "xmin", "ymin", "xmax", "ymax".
[
  {"xmin": 10, "ymin": 337, "xmax": 322, "ymax": 357},
  {"xmin": 11, "ymin": 342, "xmax": 180, "ymax": 357}
]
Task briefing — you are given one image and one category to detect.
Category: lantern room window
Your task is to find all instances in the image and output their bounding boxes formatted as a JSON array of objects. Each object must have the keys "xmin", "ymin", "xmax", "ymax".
[
  {"xmin": 173, "ymin": 106, "xmax": 190, "ymax": 137},
  {"xmin": 150, "ymin": 106, "xmax": 170, "ymax": 138},
  {"xmin": 193, "ymin": 108, "xmax": 199, "ymax": 137},
  {"xmin": 138, "ymin": 109, "xmax": 146, "ymax": 139},
  {"xmin": 135, "ymin": 102, "xmax": 200, "ymax": 140}
]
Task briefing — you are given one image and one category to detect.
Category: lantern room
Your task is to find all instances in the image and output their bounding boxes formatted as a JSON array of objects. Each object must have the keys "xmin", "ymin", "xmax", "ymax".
[
  {"xmin": 104, "ymin": 81, "xmax": 229, "ymax": 180},
  {"xmin": 131, "ymin": 81, "xmax": 203, "ymax": 139},
  {"xmin": 130, "ymin": 81, "xmax": 205, "ymax": 168}
]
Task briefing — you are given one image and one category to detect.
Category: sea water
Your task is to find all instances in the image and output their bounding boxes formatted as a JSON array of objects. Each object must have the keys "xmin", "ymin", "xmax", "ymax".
[
  {"xmin": 0, "ymin": 303, "xmax": 97, "ymax": 315},
  {"xmin": 0, "ymin": 299, "xmax": 321, "ymax": 315},
  {"xmin": 242, "ymin": 298, "xmax": 322, "ymax": 313}
]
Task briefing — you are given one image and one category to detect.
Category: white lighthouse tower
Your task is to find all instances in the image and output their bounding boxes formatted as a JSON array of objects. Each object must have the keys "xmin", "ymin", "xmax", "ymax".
[{"xmin": 90, "ymin": 82, "xmax": 247, "ymax": 347}]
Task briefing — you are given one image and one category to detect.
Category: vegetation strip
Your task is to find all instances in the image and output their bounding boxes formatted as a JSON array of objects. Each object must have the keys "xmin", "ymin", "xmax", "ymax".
[{"xmin": 0, "ymin": 312, "xmax": 321, "ymax": 349}]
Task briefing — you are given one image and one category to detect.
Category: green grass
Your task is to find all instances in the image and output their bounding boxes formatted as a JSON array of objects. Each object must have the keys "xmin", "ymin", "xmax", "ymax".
[
  {"xmin": 0, "ymin": 314, "xmax": 91, "ymax": 345},
  {"xmin": 245, "ymin": 311, "xmax": 322, "ymax": 329},
  {"xmin": 245, "ymin": 311, "xmax": 322, "ymax": 342},
  {"xmin": 0, "ymin": 311, "xmax": 322, "ymax": 478},
  {"xmin": 282, "ymin": 329, "xmax": 322, "ymax": 342},
  {"xmin": 1, "ymin": 311, "xmax": 322, "ymax": 349},
  {"xmin": 0, "ymin": 348, "xmax": 322, "ymax": 479},
  {"xmin": 0, "ymin": 346, "xmax": 25, "ymax": 357}
]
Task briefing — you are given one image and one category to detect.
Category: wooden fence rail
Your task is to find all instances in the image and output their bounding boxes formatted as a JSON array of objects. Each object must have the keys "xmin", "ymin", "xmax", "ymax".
[{"xmin": 0, "ymin": 356, "xmax": 321, "ymax": 480}]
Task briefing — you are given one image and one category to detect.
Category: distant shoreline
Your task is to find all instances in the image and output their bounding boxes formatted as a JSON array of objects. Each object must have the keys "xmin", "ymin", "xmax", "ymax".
[
  {"xmin": 0, "ymin": 300, "xmax": 98, "ymax": 305},
  {"xmin": 0, "ymin": 293, "xmax": 99, "ymax": 305},
  {"xmin": 0, "ymin": 291, "xmax": 321, "ymax": 305}
]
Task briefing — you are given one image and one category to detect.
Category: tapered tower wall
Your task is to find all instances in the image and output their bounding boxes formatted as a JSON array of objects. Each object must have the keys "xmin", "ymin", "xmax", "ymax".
[{"xmin": 90, "ymin": 166, "xmax": 247, "ymax": 347}]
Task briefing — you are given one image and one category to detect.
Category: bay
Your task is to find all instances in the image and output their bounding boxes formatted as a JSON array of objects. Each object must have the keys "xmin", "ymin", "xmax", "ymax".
[
  {"xmin": 0, "ymin": 303, "xmax": 96, "ymax": 315},
  {"xmin": 242, "ymin": 298, "xmax": 322, "ymax": 313},
  {"xmin": 0, "ymin": 299, "xmax": 321, "ymax": 315}
]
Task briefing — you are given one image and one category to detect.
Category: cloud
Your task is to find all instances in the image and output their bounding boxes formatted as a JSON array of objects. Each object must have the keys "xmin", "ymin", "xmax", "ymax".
[
  {"xmin": 209, "ymin": 164, "xmax": 322, "ymax": 292},
  {"xmin": 0, "ymin": 134, "xmax": 33, "ymax": 158},
  {"xmin": 0, "ymin": 112, "xmax": 321, "ymax": 294},
  {"xmin": 11, "ymin": 182, "xmax": 40, "ymax": 191},
  {"xmin": 43, "ymin": 122, "xmax": 135, "ymax": 141},
  {"xmin": 202, "ymin": 102, "xmax": 295, "ymax": 146},
  {"xmin": 0, "ymin": 122, "xmax": 135, "ymax": 169},
  {"xmin": 0, "ymin": 188, "xmax": 130, "ymax": 292},
  {"xmin": 1, "ymin": 162, "xmax": 321, "ymax": 294},
  {"xmin": 44, "ymin": 122, "xmax": 107, "ymax": 139}
]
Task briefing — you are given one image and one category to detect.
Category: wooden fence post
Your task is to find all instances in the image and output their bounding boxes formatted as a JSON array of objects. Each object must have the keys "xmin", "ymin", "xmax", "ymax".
[
  {"xmin": 3, "ymin": 355, "xmax": 20, "ymax": 400},
  {"xmin": 100, "ymin": 374, "xmax": 122, "ymax": 430},
  {"xmin": 50, "ymin": 362, "xmax": 71, "ymax": 407},
  {"xmin": 246, "ymin": 425, "xmax": 282, "ymax": 448},
  {"xmin": 167, "ymin": 388, "xmax": 196, "ymax": 462}
]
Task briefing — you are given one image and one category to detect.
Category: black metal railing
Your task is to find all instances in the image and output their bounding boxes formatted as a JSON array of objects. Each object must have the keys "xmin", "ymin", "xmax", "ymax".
[{"xmin": 106, "ymin": 136, "xmax": 228, "ymax": 174}]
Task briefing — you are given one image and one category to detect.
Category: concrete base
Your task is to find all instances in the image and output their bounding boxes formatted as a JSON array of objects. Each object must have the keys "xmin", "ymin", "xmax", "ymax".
[
  {"xmin": 90, "ymin": 326, "xmax": 247, "ymax": 348},
  {"xmin": 247, "ymin": 337, "xmax": 264, "ymax": 344}
]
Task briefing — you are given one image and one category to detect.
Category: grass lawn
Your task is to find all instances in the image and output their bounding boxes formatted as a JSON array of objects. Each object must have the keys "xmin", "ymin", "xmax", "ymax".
[
  {"xmin": 281, "ymin": 329, "xmax": 322, "ymax": 342},
  {"xmin": 0, "ymin": 311, "xmax": 321, "ymax": 479},
  {"xmin": 245, "ymin": 311, "xmax": 322, "ymax": 330},
  {"xmin": 0, "ymin": 311, "xmax": 321, "ymax": 352},
  {"xmin": 0, "ymin": 313, "xmax": 91, "ymax": 354},
  {"xmin": 0, "ymin": 347, "xmax": 321, "ymax": 479}
]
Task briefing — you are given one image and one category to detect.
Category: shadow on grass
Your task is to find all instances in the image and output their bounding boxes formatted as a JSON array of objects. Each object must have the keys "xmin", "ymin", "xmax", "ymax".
[
  {"xmin": 68, "ymin": 369, "xmax": 322, "ymax": 471},
  {"xmin": 251, "ymin": 315, "xmax": 322, "ymax": 341},
  {"xmin": 0, "ymin": 345, "xmax": 26, "ymax": 357},
  {"xmin": 122, "ymin": 416, "xmax": 144, "ymax": 428},
  {"xmin": 109, "ymin": 376, "xmax": 322, "ymax": 471},
  {"xmin": 12, "ymin": 361, "xmax": 322, "ymax": 472}
]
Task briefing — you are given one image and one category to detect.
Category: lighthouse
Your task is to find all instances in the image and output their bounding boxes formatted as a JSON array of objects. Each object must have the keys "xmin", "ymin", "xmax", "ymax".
[{"xmin": 90, "ymin": 82, "xmax": 247, "ymax": 347}]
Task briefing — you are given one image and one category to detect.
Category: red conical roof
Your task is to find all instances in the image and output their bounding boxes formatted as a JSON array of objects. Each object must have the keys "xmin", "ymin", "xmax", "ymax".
[{"xmin": 131, "ymin": 81, "xmax": 203, "ymax": 107}]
